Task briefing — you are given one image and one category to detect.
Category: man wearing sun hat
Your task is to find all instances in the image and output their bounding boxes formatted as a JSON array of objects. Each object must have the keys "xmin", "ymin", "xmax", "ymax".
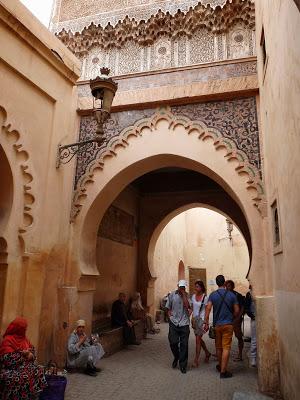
[
  {"xmin": 67, "ymin": 319, "xmax": 105, "ymax": 376},
  {"xmin": 165, "ymin": 280, "xmax": 192, "ymax": 374}
]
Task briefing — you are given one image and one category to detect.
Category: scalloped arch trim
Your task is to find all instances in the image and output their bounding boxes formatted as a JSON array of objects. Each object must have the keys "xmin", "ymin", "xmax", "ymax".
[
  {"xmin": 0, "ymin": 106, "xmax": 35, "ymax": 236},
  {"xmin": 71, "ymin": 107, "xmax": 264, "ymax": 221}
]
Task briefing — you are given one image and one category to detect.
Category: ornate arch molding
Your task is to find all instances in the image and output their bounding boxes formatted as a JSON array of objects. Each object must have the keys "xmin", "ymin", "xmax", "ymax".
[
  {"xmin": 0, "ymin": 106, "xmax": 36, "ymax": 239},
  {"xmin": 71, "ymin": 107, "xmax": 264, "ymax": 221}
]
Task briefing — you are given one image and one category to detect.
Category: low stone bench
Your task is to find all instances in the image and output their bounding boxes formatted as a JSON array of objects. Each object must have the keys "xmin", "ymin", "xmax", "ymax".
[{"xmin": 92, "ymin": 317, "xmax": 145, "ymax": 357}]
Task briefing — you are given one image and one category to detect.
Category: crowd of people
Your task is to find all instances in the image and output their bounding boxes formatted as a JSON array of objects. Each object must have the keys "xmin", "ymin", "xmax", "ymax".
[
  {"xmin": 165, "ymin": 275, "xmax": 256, "ymax": 377},
  {"xmin": 0, "ymin": 277, "xmax": 256, "ymax": 397}
]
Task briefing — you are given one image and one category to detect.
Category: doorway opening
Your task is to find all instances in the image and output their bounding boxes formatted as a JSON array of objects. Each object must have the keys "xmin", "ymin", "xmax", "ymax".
[
  {"xmin": 152, "ymin": 207, "xmax": 249, "ymax": 312},
  {"xmin": 91, "ymin": 167, "xmax": 251, "ymax": 331}
]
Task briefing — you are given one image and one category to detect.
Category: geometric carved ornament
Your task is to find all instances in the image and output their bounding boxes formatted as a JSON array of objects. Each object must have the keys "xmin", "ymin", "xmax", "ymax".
[{"xmin": 71, "ymin": 106, "xmax": 264, "ymax": 221}]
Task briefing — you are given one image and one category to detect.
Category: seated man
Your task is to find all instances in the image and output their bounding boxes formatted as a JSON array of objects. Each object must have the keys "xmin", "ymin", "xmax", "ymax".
[
  {"xmin": 130, "ymin": 292, "xmax": 159, "ymax": 334},
  {"xmin": 67, "ymin": 319, "xmax": 105, "ymax": 376},
  {"xmin": 111, "ymin": 293, "xmax": 141, "ymax": 345}
]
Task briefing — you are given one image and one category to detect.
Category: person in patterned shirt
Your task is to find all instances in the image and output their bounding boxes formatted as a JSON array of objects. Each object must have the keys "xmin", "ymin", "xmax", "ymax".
[{"xmin": 0, "ymin": 317, "xmax": 47, "ymax": 400}]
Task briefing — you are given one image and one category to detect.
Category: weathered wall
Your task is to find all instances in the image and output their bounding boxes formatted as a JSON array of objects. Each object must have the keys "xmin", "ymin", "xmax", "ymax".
[
  {"xmin": 94, "ymin": 186, "xmax": 139, "ymax": 318},
  {"xmin": 184, "ymin": 208, "xmax": 249, "ymax": 294},
  {"xmin": 0, "ymin": 0, "xmax": 80, "ymax": 363},
  {"xmin": 153, "ymin": 212, "xmax": 186, "ymax": 302},
  {"xmin": 256, "ymin": 0, "xmax": 300, "ymax": 398},
  {"xmin": 154, "ymin": 208, "xmax": 249, "ymax": 306}
]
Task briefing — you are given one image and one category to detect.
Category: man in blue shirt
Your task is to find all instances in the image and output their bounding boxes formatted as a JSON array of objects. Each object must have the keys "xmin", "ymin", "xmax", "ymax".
[{"xmin": 204, "ymin": 275, "xmax": 239, "ymax": 379}]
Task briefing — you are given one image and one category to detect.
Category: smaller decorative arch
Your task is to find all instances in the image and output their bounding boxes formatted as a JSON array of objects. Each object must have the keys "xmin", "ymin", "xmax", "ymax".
[
  {"xmin": 178, "ymin": 260, "xmax": 185, "ymax": 281},
  {"xmin": 148, "ymin": 202, "xmax": 251, "ymax": 279},
  {"xmin": 0, "ymin": 106, "xmax": 36, "ymax": 239}
]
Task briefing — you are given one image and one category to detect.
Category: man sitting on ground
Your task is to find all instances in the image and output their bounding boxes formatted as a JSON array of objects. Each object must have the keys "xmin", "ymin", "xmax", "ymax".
[
  {"xmin": 204, "ymin": 275, "xmax": 239, "ymax": 379},
  {"xmin": 67, "ymin": 319, "xmax": 105, "ymax": 376},
  {"xmin": 225, "ymin": 280, "xmax": 245, "ymax": 361},
  {"xmin": 111, "ymin": 292, "xmax": 141, "ymax": 346}
]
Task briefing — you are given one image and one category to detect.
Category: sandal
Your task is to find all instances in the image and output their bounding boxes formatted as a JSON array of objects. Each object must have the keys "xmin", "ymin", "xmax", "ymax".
[
  {"xmin": 204, "ymin": 352, "xmax": 211, "ymax": 363},
  {"xmin": 233, "ymin": 356, "xmax": 243, "ymax": 362},
  {"xmin": 192, "ymin": 359, "xmax": 199, "ymax": 368}
]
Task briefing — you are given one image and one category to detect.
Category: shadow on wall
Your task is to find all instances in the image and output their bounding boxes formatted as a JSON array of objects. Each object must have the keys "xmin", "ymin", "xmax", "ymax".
[
  {"xmin": 0, "ymin": 237, "xmax": 8, "ymax": 327},
  {"xmin": 0, "ymin": 145, "xmax": 13, "ymax": 234},
  {"xmin": 0, "ymin": 144, "xmax": 13, "ymax": 329}
]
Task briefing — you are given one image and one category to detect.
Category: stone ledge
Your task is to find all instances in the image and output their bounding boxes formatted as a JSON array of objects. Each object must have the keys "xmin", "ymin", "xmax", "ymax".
[
  {"xmin": 93, "ymin": 319, "xmax": 145, "ymax": 357},
  {"xmin": 78, "ymin": 75, "xmax": 258, "ymax": 112}
]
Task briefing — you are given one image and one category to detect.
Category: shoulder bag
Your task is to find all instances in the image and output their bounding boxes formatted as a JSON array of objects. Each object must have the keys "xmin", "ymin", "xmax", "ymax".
[{"xmin": 191, "ymin": 294, "xmax": 206, "ymax": 331}]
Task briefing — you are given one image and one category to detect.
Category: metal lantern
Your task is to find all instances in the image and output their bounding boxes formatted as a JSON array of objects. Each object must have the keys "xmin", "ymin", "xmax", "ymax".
[{"xmin": 56, "ymin": 67, "xmax": 118, "ymax": 168}]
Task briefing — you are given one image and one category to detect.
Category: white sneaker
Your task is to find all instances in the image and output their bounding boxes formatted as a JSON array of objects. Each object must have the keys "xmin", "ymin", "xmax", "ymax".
[{"xmin": 250, "ymin": 358, "xmax": 257, "ymax": 367}]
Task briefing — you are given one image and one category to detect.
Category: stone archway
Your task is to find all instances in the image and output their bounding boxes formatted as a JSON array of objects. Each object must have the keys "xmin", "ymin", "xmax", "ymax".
[
  {"xmin": 68, "ymin": 110, "xmax": 267, "ymax": 307},
  {"xmin": 61, "ymin": 109, "xmax": 278, "ymax": 391},
  {"xmin": 147, "ymin": 202, "xmax": 251, "ymax": 281},
  {"xmin": 147, "ymin": 202, "xmax": 251, "ymax": 313},
  {"xmin": 146, "ymin": 202, "xmax": 251, "ymax": 314}
]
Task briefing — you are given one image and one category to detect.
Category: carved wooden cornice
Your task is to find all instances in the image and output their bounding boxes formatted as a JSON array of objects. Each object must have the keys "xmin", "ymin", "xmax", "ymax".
[{"xmin": 56, "ymin": 0, "xmax": 255, "ymax": 56}]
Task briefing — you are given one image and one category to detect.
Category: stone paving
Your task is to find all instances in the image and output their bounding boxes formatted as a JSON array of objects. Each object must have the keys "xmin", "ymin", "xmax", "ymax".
[{"xmin": 65, "ymin": 321, "xmax": 258, "ymax": 400}]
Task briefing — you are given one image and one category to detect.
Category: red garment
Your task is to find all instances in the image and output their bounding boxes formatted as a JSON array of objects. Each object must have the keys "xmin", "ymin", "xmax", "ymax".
[{"xmin": 0, "ymin": 317, "xmax": 32, "ymax": 356}]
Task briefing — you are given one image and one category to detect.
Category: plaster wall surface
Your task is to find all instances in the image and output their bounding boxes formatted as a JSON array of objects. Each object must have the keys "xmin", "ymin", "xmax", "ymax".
[
  {"xmin": 94, "ymin": 186, "xmax": 139, "ymax": 318},
  {"xmin": 154, "ymin": 208, "xmax": 249, "ymax": 305},
  {"xmin": 153, "ymin": 212, "xmax": 186, "ymax": 302},
  {"xmin": 0, "ymin": 0, "xmax": 80, "ymax": 361},
  {"xmin": 255, "ymin": 0, "xmax": 300, "ymax": 397}
]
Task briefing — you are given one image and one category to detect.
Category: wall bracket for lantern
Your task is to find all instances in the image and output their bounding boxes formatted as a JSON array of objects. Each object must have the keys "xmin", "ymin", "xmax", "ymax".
[{"xmin": 56, "ymin": 67, "xmax": 118, "ymax": 168}]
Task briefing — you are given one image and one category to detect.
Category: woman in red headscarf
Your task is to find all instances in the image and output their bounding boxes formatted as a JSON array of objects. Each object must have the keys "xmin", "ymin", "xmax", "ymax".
[{"xmin": 0, "ymin": 317, "xmax": 47, "ymax": 399}]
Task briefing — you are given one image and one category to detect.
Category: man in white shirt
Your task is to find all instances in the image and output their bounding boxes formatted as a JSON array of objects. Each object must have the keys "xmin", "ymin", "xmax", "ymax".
[{"xmin": 165, "ymin": 280, "xmax": 192, "ymax": 374}]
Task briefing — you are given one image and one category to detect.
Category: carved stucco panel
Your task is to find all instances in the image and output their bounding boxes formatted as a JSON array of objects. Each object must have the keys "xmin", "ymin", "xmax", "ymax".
[
  {"xmin": 71, "ymin": 104, "xmax": 264, "ymax": 221},
  {"xmin": 80, "ymin": 25, "xmax": 255, "ymax": 79},
  {"xmin": 227, "ymin": 26, "xmax": 251, "ymax": 59},
  {"xmin": 75, "ymin": 97, "xmax": 261, "ymax": 187},
  {"xmin": 189, "ymin": 29, "xmax": 215, "ymax": 64},
  {"xmin": 171, "ymin": 98, "xmax": 261, "ymax": 174}
]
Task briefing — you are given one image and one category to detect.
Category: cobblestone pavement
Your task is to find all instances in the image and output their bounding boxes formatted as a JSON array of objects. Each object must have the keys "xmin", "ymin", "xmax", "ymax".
[{"xmin": 65, "ymin": 321, "xmax": 258, "ymax": 400}]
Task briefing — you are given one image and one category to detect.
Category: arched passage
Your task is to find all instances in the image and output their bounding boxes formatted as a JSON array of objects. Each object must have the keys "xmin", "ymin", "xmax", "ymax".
[
  {"xmin": 56, "ymin": 110, "xmax": 275, "ymax": 391},
  {"xmin": 149, "ymin": 205, "xmax": 250, "ymax": 311},
  {"xmin": 148, "ymin": 202, "xmax": 251, "ymax": 280},
  {"xmin": 67, "ymin": 114, "xmax": 267, "ymax": 336}
]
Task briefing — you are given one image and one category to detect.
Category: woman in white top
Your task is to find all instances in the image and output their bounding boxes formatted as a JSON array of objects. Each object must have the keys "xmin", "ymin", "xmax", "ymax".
[{"xmin": 191, "ymin": 280, "xmax": 211, "ymax": 367}]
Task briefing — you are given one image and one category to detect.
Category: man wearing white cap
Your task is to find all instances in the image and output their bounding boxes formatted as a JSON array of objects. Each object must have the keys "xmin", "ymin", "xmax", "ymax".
[
  {"xmin": 67, "ymin": 319, "xmax": 105, "ymax": 376},
  {"xmin": 165, "ymin": 280, "xmax": 192, "ymax": 373}
]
